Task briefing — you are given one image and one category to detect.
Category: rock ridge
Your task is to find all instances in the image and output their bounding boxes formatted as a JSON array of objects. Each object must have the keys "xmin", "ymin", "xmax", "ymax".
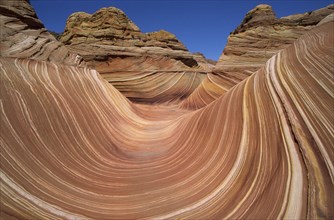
[
  {"xmin": 0, "ymin": 0, "xmax": 85, "ymax": 66},
  {"xmin": 215, "ymin": 4, "xmax": 334, "ymax": 84},
  {"xmin": 60, "ymin": 7, "xmax": 197, "ymax": 67}
]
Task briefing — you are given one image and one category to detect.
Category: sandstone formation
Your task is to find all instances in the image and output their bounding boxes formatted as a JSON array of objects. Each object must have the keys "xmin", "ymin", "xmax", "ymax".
[
  {"xmin": 191, "ymin": 52, "xmax": 216, "ymax": 71},
  {"xmin": 179, "ymin": 71, "xmax": 231, "ymax": 109},
  {"xmin": 59, "ymin": 6, "xmax": 213, "ymax": 103},
  {"xmin": 215, "ymin": 4, "xmax": 334, "ymax": 83},
  {"xmin": 179, "ymin": 4, "xmax": 334, "ymax": 109},
  {"xmin": 317, "ymin": 12, "xmax": 334, "ymax": 26},
  {"xmin": 96, "ymin": 56, "xmax": 206, "ymax": 103},
  {"xmin": 1, "ymin": 1, "xmax": 334, "ymax": 219},
  {"xmin": 0, "ymin": 0, "xmax": 85, "ymax": 66},
  {"xmin": 60, "ymin": 7, "xmax": 198, "ymax": 68}
]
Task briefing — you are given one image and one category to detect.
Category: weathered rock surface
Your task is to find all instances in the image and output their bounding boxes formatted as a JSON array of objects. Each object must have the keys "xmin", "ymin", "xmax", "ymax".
[
  {"xmin": 1, "ymin": 19, "xmax": 333, "ymax": 219},
  {"xmin": 215, "ymin": 4, "xmax": 334, "ymax": 83},
  {"xmin": 1, "ymin": 1, "xmax": 334, "ymax": 219},
  {"xmin": 192, "ymin": 52, "xmax": 216, "ymax": 71},
  {"xmin": 58, "ymin": 6, "xmax": 213, "ymax": 103},
  {"xmin": 96, "ymin": 56, "xmax": 206, "ymax": 103},
  {"xmin": 60, "ymin": 7, "xmax": 198, "ymax": 68},
  {"xmin": 179, "ymin": 4, "xmax": 334, "ymax": 110},
  {"xmin": 0, "ymin": 0, "xmax": 85, "ymax": 66},
  {"xmin": 317, "ymin": 12, "xmax": 334, "ymax": 26}
]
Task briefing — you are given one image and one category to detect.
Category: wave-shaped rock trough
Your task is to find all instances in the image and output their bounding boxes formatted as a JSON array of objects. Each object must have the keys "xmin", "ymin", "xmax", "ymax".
[
  {"xmin": 1, "ymin": 12, "xmax": 333, "ymax": 218},
  {"xmin": 96, "ymin": 56, "xmax": 207, "ymax": 104}
]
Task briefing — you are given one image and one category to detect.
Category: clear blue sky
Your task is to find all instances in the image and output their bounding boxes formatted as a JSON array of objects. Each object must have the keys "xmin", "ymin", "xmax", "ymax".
[{"xmin": 31, "ymin": 0, "xmax": 332, "ymax": 61}]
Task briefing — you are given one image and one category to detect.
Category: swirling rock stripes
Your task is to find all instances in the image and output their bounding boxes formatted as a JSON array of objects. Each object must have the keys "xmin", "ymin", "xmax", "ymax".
[
  {"xmin": 0, "ymin": 0, "xmax": 333, "ymax": 217},
  {"xmin": 267, "ymin": 21, "xmax": 334, "ymax": 218},
  {"xmin": 181, "ymin": 12, "xmax": 334, "ymax": 110},
  {"xmin": 179, "ymin": 72, "xmax": 235, "ymax": 109},
  {"xmin": 1, "ymin": 20, "xmax": 333, "ymax": 219},
  {"xmin": 96, "ymin": 56, "xmax": 207, "ymax": 103},
  {"xmin": 0, "ymin": 57, "xmax": 276, "ymax": 218},
  {"xmin": 0, "ymin": 0, "xmax": 85, "ymax": 67},
  {"xmin": 102, "ymin": 70, "xmax": 205, "ymax": 103},
  {"xmin": 214, "ymin": 4, "xmax": 333, "ymax": 86}
]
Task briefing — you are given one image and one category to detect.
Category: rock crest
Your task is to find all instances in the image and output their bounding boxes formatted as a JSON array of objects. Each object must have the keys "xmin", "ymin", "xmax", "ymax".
[
  {"xmin": 60, "ymin": 7, "xmax": 197, "ymax": 67},
  {"xmin": 215, "ymin": 4, "xmax": 334, "ymax": 84},
  {"xmin": 233, "ymin": 4, "xmax": 276, "ymax": 34}
]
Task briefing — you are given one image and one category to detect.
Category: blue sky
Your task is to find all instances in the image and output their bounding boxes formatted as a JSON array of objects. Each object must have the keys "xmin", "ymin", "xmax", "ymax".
[{"xmin": 31, "ymin": 0, "xmax": 332, "ymax": 60}]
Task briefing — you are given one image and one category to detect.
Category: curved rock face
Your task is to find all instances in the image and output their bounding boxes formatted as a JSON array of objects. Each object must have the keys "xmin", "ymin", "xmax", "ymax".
[
  {"xmin": 215, "ymin": 4, "xmax": 334, "ymax": 84},
  {"xmin": 96, "ymin": 56, "xmax": 206, "ymax": 103},
  {"xmin": 60, "ymin": 7, "xmax": 198, "ymax": 68},
  {"xmin": 317, "ymin": 12, "xmax": 334, "ymax": 25},
  {"xmin": 179, "ymin": 71, "xmax": 231, "ymax": 109},
  {"xmin": 1, "ymin": 3, "xmax": 333, "ymax": 217},
  {"xmin": 192, "ymin": 52, "xmax": 216, "ymax": 71},
  {"xmin": 58, "ymin": 6, "xmax": 209, "ymax": 103},
  {"xmin": 179, "ymin": 4, "xmax": 334, "ymax": 110},
  {"xmin": 1, "ymin": 1, "xmax": 334, "ymax": 219},
  {"xmin": 0, "ymin": 0, "xmax": 85, "ymax": 66}
]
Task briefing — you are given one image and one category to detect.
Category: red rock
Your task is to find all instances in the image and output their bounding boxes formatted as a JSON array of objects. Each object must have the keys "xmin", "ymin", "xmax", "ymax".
[
  {"xmin": 60, "ymin": 7, "xmax": 198, "ymax": 68},
  {"xmin": 1, "ymin": 1, "xmax": 333, "ymax": 219},
  {"xmin": 180, "ymin": 4, "xmax": 334, "ymax": 109},
  {"xmin": 215, "ymin": 4, "xmax": 334, "ymax": 84},
  {"xmin": 0, "ymin": 0, "xmax": 85, "ymax": 66}
]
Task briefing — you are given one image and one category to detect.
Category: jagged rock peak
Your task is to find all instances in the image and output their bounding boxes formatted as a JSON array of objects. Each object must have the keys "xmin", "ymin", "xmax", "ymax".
[
  {"xmin": 61, "ymin": 6, "xmax": 142, "ymax": 44},
  {"xmin": 147, "ymin": 30, "xmax": 178, "ymax": 42},
  {"xmin": 67, "ymin": 7, "xmax": 140, "ymax": 32},
  {"xmin": 248, "ymin": 4, "xmax": 275, "ymax": 17},
  {"xmin": 60, "ymin": 6, "xmax": 188, "ymax": 51},
  {"xmin": 233, "ymin": 4, "xmax": 276, "ymax": 34},
  {"xmin": 233, "ymin": 4, "xmax": 334, "ymax": 34},
  {"xmin": 215, "ymin": 4, "xmax": 334, "ymax": 90},
  {"xmin": 59, "ymin": 5, "xmax": 198, "ymax": 67}
]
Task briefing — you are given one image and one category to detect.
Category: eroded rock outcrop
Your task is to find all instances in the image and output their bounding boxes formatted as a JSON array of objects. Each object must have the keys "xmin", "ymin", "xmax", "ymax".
[
  {"xmin": 215, "ymin": 4, "xmax": 334, "ymax": 82},
  {"xmin": 1, "ymin": 1, "xmax": 334, "ymax": 219},
  {"xmin": 60, "ymin": 7, "xmax": 198, "ymax": 68},
  {"xmin": 0, "ymin": 0, "xmax": 85, "ymax": 66},
  {"xmin": 178, "ymin": 4, "xmax": 334, "ymax": 109},
  {"xmin": 1, "ymin": 19, "xmax": 333, "ymax": 219},
  {"xmin": 58, "ymin": 6, "xmax": 211, "ymax": 103},
  {"xmin": 96, "ymin": 56, "xmax": 206, "ymax": 103},
  {"xmin": 192, "ymin": 52, "xmax": 216, "ymax": 71}
]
